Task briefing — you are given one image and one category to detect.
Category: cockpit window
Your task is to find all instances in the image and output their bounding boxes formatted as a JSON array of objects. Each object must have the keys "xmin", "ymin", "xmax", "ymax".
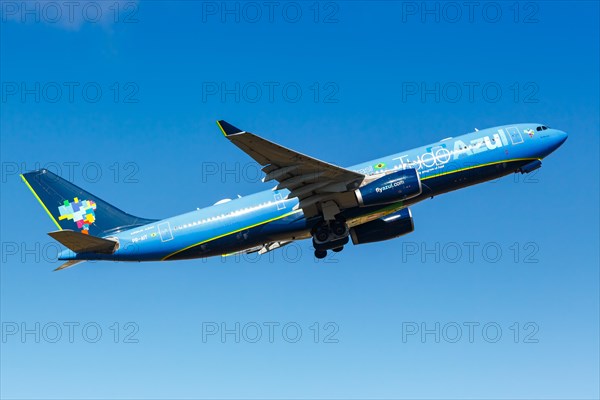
[
  {"xmin": 542, "ymin": 126, "xmax": 548, "ymax": 130},
  {"xmin": 536, "ymin": 126, "xmax": 542, "ymax": 131}
]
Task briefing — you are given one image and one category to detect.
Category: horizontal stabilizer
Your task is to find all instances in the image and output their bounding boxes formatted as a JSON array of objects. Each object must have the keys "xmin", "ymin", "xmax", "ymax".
[
  {"xmin": 48, "ymin": 230, "xmax": 118, "ymax": 254},
  {"xmin": 54, "ymin": 260, "xmax": 86, "ymax": 272}
]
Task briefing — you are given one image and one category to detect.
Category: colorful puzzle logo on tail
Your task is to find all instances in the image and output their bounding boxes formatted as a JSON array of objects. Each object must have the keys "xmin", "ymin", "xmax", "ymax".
[{"xmin": 58, "ymin": 198, "xmax": 97, "ymax": 234}]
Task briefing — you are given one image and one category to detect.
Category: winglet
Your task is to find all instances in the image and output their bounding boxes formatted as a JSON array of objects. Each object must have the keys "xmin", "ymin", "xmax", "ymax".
[{"xmin": 217, "ymin": 120, "xmax": 244, "ymax": 136}]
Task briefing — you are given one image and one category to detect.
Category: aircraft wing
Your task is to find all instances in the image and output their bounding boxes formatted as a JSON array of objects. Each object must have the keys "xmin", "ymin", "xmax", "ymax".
[{"xmin": 217, "ymin": 120, "xmax": 365, "ymax": 218}]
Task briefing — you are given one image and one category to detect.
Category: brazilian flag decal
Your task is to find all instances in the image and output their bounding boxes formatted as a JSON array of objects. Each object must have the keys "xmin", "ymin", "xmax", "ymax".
[{"xmin": 374, "ymin": 162, "xmax": 386, "ymax": 170}]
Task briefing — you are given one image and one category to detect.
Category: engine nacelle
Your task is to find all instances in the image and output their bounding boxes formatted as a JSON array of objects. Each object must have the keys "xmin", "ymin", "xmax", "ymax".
[
  {"xmin": 350, "ymin": 208, "xmax": 414, "ymax": 245},
  {"xmin": 355, "ymin": 168, "xmax": 422, "ymax": 207},
  {"xmin": 519, "ymin": 160, "xmax": 542, "ymax": 174}
]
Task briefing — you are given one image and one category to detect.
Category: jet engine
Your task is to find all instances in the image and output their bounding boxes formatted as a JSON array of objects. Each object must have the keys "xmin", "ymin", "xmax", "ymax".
[
  {"xmin": 350, "ymin": 208, "xmax": 414, "ymax": 245},
  {"xmin": 355, "ymin": 168, "xmax": 422, "ymax": 207}
]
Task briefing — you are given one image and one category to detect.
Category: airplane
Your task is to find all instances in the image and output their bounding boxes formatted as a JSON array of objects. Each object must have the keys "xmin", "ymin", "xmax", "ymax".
[{"xmin": 21, "ymin": 121, "xmax": 568, "ymax": 271}]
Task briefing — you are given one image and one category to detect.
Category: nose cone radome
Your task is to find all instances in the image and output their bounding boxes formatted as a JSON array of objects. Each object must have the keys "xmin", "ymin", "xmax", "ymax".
[
  {"xmin": 551, "ymin": 129, "xmax": 568, "ymax": 150},
  {"xmin": 542, "ymin": 129, "xmax": 568, "ymax": 156},
  {"xmin": 555, "ymin": 130, "xmax": 568, "ymax": 146}
]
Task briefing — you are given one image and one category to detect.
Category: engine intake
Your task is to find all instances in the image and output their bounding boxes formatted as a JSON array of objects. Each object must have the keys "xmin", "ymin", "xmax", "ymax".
[
  {"xmin": 355, "ymin": 168, "xmax": 422, "ymax": 207},
  {"xmin": 350, "ymin": 208, "xmax": 414, "ymax": 245}
]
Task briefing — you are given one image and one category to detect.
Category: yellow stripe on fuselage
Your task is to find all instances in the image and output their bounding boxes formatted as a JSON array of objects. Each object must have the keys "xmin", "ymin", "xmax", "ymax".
[
  {"xmin": 420, "ymin": 157, "xmax": 539, "ymax": 181},
  {"xmin": 20, "ymin": 174, "xmax": 62, "ymax": 230},
  {"xmin": 162, "ymin": 209, "xmax": 302, "ymax": 260}
]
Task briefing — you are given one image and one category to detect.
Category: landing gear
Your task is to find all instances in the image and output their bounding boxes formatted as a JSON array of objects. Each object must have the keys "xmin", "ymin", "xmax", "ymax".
[
  {"xmin": 311, "ymin": 217, "xmax": 350, "ymax": 259},
  {"xmin": 331, "ymin": 220, "xmax": 347, "ymax": 236},
  {"xmin": 315, "ymin": 225, "xmax": 330, "ymax": 242},
  {"xmin": 314, "ymin": 249, "xmax": 328, "ymax": 259}
]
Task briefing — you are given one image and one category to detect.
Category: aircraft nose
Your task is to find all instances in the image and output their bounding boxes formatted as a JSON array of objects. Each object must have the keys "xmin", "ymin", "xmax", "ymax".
[
  {"xmin": 556, "ymin": 130, "xmax": 568, "ymax": 145},
  {"xmin": 542, "ymin": 129, "xmax": 568, "ymax": 155},
  {"xmin": 552, "ymin": 129, "xmax": 568, "ymax": 149}
]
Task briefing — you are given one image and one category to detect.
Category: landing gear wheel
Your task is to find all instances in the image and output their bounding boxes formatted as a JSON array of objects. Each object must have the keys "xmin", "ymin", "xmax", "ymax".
[
  {"xmin": 331, "ymin": 220, "xmax": 347, "ymax": 236},
  {"xmin": 314, "ymin": 249, "xmax": 328, "ymax": 259},
  {"xmin": 332, "ymin": 246, "xmax": 344, "ymax": 253},
  {"xmin": 315, "ymin": 226, "xmax": 330, "ymax": 242}
]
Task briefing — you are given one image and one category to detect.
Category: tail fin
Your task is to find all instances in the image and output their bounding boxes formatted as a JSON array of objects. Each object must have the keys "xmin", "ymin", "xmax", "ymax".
[{"xmin": 21, "ymin": 169, "xmax": 156, "ymax": 236}]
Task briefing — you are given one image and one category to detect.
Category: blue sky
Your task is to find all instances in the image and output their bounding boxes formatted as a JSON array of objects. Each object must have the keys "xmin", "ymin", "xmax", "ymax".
[{"xmin": 1, "ymin": 1, "xmax": 599, "ymax": 398}]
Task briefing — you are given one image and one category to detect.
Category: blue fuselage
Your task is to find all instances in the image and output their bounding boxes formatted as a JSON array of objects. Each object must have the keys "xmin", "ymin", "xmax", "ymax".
[{"xmin": 60, "ymin": 123, "xmax": 567, "ymax": 262}]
